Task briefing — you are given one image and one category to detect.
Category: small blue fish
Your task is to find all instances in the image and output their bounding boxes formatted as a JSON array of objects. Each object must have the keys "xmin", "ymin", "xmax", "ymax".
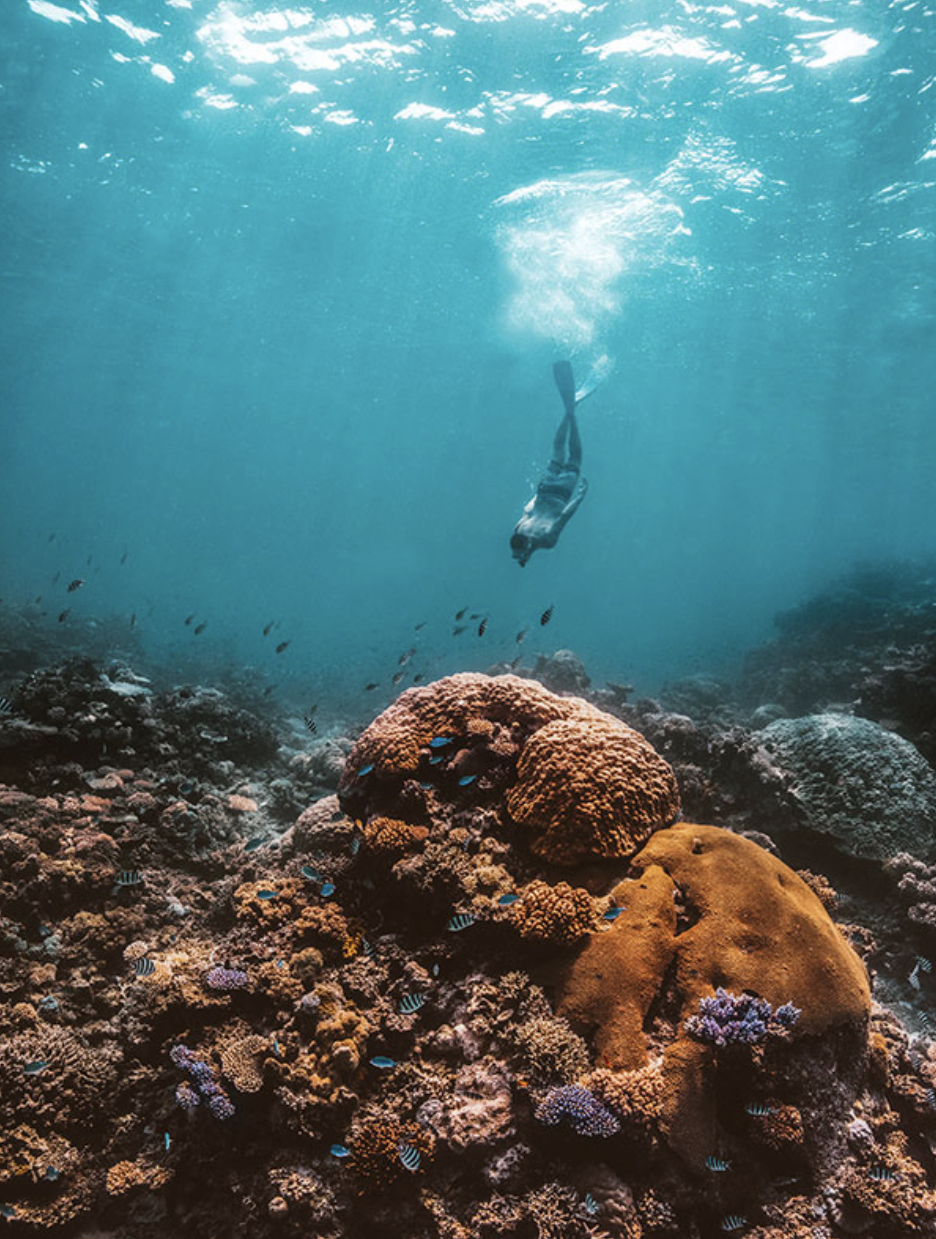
[
  {"xmin": 498, "ymin": 893, "xmax": 519, "ymax": 906},
  {"xmin": 320, "ymin": 882, "xmax": 335, "ymax": 898},
  {"xmin": 869, "ymin": 1164, "xmax": 895, "ymax": 1182},
  {"xmin": 429, "ymin": 755, "xmax": 443, "ymax": 765},
  {"xmin": 37, "ymin": 996, "xmax": 58, "ymax": 1012},
  {"xmin": 44, "ymin": 1166, "xmax": 59, "ymax": 1182},
  {"xmin": 0, "ymin": 697, "xmax": 12, "ymax": 715},
  {"xmin": 301, "ymin": 865, "xmax": 323, "ymax": 882},
  {"xmin": 398, "ymin": 1142, "xmax": 421, "ymax": 1171},
  {"xmin": 272, "ymin": 1036, "xmax": 281, "ymax": 1056},
  {"xmin": 134, "ymin": 957, "xmax": 156, "ymax": 977},
  {"xmin": 370, "ymin": 1055, "xmax": 396, "ymax": 1070},
  {"xmin": 23, "ymin": 1060, "xmax": 48, "ymax": 1075},
  {"xmin": 745, "ymin": 1102, "xmax": 775, "ymax": 1118},
  {"xmin": 457, "ymin": 774, "xmax": 477, "ymax": 786},
  {"xmin": 0, "ymin": 1205, "xmax": 17, "ymax": 1219},
  {"xmin": 362, "ymin": 939, "xmax": 375, "ymax": 957},
  {"xmin": 399, "ymin": 993, "xmax": 426, "ymax": 1015},
  {"xmin": 705, "ymin": 1155, "xmax": 731, "ymax": 1171},
  {"xmin": 721, "ymin": 1217, "xmax": 747, "ymax": 1234},
  {"xmin": 356, "ymin": 763, "xmax": 374, "ymax": 778},
  {"xmin": 429, "ymin": 736, "xmax": 452, "ymax": 748},
  {"xmin": 330, "ymin": 1143, "xmax": 351, "ymax": 1158},
  {"xmin": 349, "ymin": 834, "xmax": 361, "ymax": 856},
  {"xmin": 115, "ymin": 870, "xmax": 142, "ymax": 886},
  {"xmin": 244, "ymin": 837, "xmax": 266, "ymax": 852},
  {"xmin": 447, "ymin": 913, "xmax": 475, "ymax": 932},
  {"xmin": 256, "ymin": 889, "xmax": 278, "ymax": 900},
  {"xmin": 276, "ymin": 960, "xmax": 284, "ymax": 969},
  {"xmin": 419, "ymin": 781, "xmax": 433, "ymax": 789},
  {"xmin": 583, "ymin": 1192, "xmax": 599, "ymax": 1215},
  {"xmin": 603, "ymin": 906, "xmax": 624, "ymax": 922}
]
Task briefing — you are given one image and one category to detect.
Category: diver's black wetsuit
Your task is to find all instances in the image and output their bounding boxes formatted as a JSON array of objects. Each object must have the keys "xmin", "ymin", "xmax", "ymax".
[{"xmin": 510, "ymin": 360, "xmax": 588, "ymax": 567}]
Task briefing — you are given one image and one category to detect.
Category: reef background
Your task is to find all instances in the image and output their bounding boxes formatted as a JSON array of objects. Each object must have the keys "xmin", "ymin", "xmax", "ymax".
[{"xmin": 3, "ymin": 0, "xmax": 936, "ymax": 703}]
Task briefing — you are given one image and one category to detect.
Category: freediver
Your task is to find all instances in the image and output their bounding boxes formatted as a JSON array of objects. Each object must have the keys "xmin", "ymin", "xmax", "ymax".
[{"xmin": 509, "ymin": 359, "xmax": 595, "ymax": 567}]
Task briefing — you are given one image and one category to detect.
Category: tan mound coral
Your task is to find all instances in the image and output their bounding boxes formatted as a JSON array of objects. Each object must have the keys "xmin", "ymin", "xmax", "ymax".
[
  {"xmin": 509, "ymin": 880, "xmax": 597, "ymax": 944},
  {"xmin": 506, "ymin": 713, "xmax": 680, "ymax": 863},
  {"xmin": 339, "ymin": 673, "xmax": 679, "ymax": 866},
  {"xmin": 556, "ymin": 822, "xmax": 871, "ymax": 1163}
]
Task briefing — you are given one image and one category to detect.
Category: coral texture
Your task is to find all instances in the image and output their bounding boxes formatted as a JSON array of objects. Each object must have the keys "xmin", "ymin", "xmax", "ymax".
[
  {"xmin": 556, "ymin": 822, "xmax": 871, "ymax": 1163},
  {"xmin": 509, "ymin": 880, "xmax": 597, "ymax": 944},
  {"xmin": 339, "ymin": 672, "xmax": 679, "ymax": 865},
  {"xmin": 758, "ymin": 712, "xmax": 936, "ymax": 860}
]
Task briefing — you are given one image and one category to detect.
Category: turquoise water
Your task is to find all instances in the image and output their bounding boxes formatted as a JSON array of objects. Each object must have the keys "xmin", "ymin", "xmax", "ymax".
[{"xmin": 2, "ymin": 0, "xmax": 934, "ymax": 705}]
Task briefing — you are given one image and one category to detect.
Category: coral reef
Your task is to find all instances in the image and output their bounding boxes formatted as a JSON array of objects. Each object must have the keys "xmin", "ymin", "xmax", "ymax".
[{"xmin": 0, "ymin": 651, "xmax": 934, "ymax": 1239}]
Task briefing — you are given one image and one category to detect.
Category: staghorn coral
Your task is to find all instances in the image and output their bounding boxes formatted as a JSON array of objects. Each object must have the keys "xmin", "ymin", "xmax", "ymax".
[{"xmin": 509, "ymin": 880, "xmax": 597, "ymax": 944}]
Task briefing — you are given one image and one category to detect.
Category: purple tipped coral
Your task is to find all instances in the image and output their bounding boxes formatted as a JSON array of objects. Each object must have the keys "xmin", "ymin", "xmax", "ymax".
[
  {"xmin": 205, "ymin": 965, "xmax": 249, "ymax": 991},
  {"xmin": 170, "ymin": 1043, "xmax": 235, "ymax": 1120},
  {"xmin": 534, "ymin": 1085, "xmax": 620, "ymax": 1138},
  {"xmin": 685, "ymin": 988, "xmax": 801, "ymax": 1048}
]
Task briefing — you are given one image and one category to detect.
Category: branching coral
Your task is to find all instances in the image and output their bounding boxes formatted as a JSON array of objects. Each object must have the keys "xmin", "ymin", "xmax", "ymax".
[
  {"xmin": 534, "ymin": 1084, "xmax": 621, "ymax": 1137},
  {"xmin": 685, "ymin": 988, "xmax": 800, "ymax": 1047}
]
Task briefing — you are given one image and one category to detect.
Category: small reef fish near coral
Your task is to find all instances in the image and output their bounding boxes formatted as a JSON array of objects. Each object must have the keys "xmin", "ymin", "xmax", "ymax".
[{"xmin": 2, "ymin": 571, "xmax": 936, "ymax": 1238}]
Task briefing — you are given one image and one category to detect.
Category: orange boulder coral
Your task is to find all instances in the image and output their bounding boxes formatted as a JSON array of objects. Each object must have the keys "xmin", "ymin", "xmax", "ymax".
[
  {"xmin": 339, "ymin": 673, "xmax": 679, "ymax": 866},
  {"xmin": 556, "ymin": 823, "xmax": 871, "ymax": 1163}
]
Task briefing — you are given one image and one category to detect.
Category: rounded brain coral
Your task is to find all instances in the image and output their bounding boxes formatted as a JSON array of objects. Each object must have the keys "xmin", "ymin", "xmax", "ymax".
[
  {"xmin": 505, "ymin": 714, "xmax": 680, "ymax": 864},
  {"xmin": 338, "ymin": 673, "xmax": 679, "ymax": 866},
  {"xmin": 510, "ymin": 879, "xmax": 597, "ymax": 944}
]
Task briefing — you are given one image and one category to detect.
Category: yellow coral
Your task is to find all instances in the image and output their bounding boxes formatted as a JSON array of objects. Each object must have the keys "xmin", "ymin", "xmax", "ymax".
[
  {"xmin": 509, "ymin": 880, "xmax": 597, "ymax": 944},
  {"xmin": 363, "ymin": 816, "xmax": 429, "ymax": 856}
]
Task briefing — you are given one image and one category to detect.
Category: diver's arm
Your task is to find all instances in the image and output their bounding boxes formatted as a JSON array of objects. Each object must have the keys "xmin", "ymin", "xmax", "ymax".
[{"xmin": 553, "ymin": 478, "xmax": 588, "ymax": 534}]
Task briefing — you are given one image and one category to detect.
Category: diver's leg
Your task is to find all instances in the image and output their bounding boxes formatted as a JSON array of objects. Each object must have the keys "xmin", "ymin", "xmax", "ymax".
[
  {"xmin": 551, "ymin": 415, "xmax": 571, "ymax": 465},
  {"xmin": 567, "ymin": 412, "xmax": 582, "ymax": 469}
]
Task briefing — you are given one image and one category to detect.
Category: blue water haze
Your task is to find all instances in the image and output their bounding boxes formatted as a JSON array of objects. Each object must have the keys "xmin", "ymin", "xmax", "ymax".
[{"xmin": 1, "ymin": 0, "xmax": 935, "ymax": 715}]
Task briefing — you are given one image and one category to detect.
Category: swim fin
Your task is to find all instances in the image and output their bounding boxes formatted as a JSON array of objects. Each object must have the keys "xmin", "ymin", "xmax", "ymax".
[{"xmin": 553, "ymin": 360, "xmax": 576, "ymax": 418}]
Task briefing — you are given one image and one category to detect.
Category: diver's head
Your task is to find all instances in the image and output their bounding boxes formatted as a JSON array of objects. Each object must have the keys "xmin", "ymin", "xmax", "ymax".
[{"xmin": 510, "ymin": 531, "xmax": 533, "ymax": 566}]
